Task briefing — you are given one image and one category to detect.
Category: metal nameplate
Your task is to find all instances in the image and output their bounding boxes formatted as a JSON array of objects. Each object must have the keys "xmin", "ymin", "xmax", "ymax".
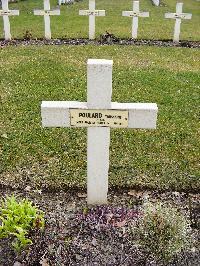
[
  {"xmin": 0, "ymin": 11, "xmax": 11, "ymax": 15},
  {"xmin": 129, "ymin": 12, "xmax": 140, "ymax": 17},
  {"xmin": 87, "ymin": 11, "xmax": 100, "ymax": 16},
  {"xmin": 70, "ymin": 109, "xmax": 129, "ymax": 128},
  {"xmin": 44, "ymin": 10, "xmax": 51, "ymax": 15},
  {"xmin": 176, "ymin": 13, "xmax": 191, "ymax": 19}
]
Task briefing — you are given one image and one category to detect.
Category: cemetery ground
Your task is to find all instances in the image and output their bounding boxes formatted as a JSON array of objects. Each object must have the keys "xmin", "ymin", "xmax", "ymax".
[
  {"xmin": 0, "ymin": 0, "xmax": 200, "ymax": 265},
  {"xmin": 0, "ymin": 187, "xmax": 199, "ymax": 265},
  {"xmin": 0, "ymin": 44, "xmax": 200, "ymax": 265},
  {"xmin": 0, "ymin": 45, "xmax": 199, "ymax": 192},
  {"xmin": 0, "ymin": 0, "xmax": 199, "ymax": 41}
]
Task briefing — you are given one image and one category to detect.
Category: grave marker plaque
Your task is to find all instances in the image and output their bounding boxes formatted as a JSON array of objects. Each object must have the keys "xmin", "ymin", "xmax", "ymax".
[{"xmin": 41, "ymin": 59, "xmax": 158, "ymax": 205}]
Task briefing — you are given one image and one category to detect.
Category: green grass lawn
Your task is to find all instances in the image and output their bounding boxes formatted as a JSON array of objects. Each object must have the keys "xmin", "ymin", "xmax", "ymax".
[
  {"xmin": 0, "ymin": 0, "xmax": 199, "ymax": 40},
  {"xmin": 0, "ymin": 45, "xmax": 199, "ymax": 191}
]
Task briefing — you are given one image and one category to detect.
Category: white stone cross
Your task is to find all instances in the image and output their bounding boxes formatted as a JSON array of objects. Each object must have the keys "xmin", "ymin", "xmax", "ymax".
[
  {"xmin": 122, "ymin": 1, "xmax": 149, "ymax": 39},
  {"xmin": 34, "ymin": 0, "xmax": 60, "ymax": 40},
  {"xmin": 152, "ymin": 0, "xmax": 160, "ymax": 6},
  {"xmin": 165, "ymin": 3, "xmax": 192, "ymax": 42},
  {"xmin": 79, "ymin": 0, "xmax": 105, "ymax": 39},
  {"xmin": 0, "ymin": 0, "xmax": 19, "ymax": 40},
  {"xmin": 41, "ymin": 59, "xmax": 158, "ymax": 205}
]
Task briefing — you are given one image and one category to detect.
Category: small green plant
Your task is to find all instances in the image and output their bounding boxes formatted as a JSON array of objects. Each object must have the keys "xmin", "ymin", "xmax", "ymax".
[
  {"xmin": 0, "ymin": 195, "xmax": 44, "ymax": 252},
  {"xmin": 23, "ymin": 30, "xmax": 33, "ymax": 40},
  {"xmin": 134, "ymin": 202, "xmax": 192, "ymax": 265}
]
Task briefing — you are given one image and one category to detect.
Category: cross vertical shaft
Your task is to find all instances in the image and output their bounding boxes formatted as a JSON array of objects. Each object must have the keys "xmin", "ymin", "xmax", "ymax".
[
  {"xmin": 89, "ymin": 0, "xmax": 95, "ymax": 40},
  {"xmin": 2, "ymin": 0, "xmax": 10, "ymax": 40},
  {"xmin": 132, "ymin": 1, "xmax": 139, "ymax": 39},
  {"xmin": 174, "ymin": 3, "xmax": 183, "ymax": 43},
  {"xmin": 87, "ymin": 59, "xmax": 113, "ymax": 204},
  {"xmin": 44, "ymin": 0, "xmax": 51, "ymax": 40}
]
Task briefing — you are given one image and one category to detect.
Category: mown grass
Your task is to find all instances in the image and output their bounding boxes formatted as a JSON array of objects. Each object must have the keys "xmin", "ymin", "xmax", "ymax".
[
  {"xmin": 0, "ymin": 0, "xmax": 199, "ymax": 40},
  {"xmin": 0, "ymin": 45, "xmax": 199, "ymax": 191}
]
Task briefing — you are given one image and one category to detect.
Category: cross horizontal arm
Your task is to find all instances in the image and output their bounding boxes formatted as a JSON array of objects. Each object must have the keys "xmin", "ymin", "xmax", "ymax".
[
  {"xmin": 41, "ymin": 101, "xmax": 158, "ymax": 129},
  {"xmin": 0, "ymin": 10, "xmax": 19, "ymax": 16},
  {"xmin": 165, "ymin": 13, "xmax": 192, "ymax": 19}
]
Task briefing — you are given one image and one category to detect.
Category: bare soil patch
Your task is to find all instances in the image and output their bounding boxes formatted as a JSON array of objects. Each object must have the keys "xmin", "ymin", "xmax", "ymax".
[
  {"xmin": 0, "ymin": 187, "xmax": 199, "ymax": 266},
  {"xmin": 0, "ymin": 38, "xmax": 199, "ymax": 48}
]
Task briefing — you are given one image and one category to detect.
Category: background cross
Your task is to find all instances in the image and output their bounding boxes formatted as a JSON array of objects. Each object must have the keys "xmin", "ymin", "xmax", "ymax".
[
  {"xmin": 0, "ymin": 0, "xmax": 19, "ymax": 40},
  {"xmin": 34, "ymin": 0, "xmax": 60, "ymax": 40},
  {"xmin": 165, "ymin": 3, "xmax": 192, "ymax": 42},
  {"xmin": 122, "ymin": 1, "xmax": 149, "ymax": 39},
  {"xmin": 79, "ymin": 0, "xmax": 105, "ymax": 39}
]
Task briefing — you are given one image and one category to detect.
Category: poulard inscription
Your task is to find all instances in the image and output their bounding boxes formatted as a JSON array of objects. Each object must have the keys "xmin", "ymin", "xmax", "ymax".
[{"xmin": 70, "ymin": 109, "xmax": 129, "ymax": 128}]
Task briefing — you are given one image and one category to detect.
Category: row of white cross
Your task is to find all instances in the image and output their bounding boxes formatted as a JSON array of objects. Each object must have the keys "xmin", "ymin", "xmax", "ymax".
[{"xmin": 0, "ymin": 0, "xmax": 192, "ymax": 42}]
